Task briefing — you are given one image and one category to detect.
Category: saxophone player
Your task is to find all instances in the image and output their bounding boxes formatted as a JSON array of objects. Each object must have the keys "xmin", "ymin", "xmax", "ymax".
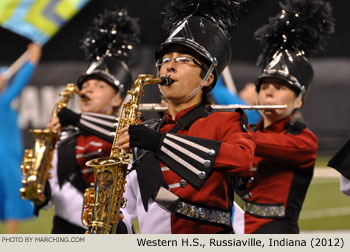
[
  {"xmin": 116, "ymin": 0, "xmax": 255, "ymax": 234},
  {"xmin": 34, "ymin": 9, "xmax": 139, "ymax": 234}
]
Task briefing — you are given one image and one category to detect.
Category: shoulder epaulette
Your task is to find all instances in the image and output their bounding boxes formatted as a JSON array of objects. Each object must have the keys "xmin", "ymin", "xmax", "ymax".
[
  {"xmin": 235, "ymin": 108, "xmax": 249, "ymax": 133},
  {"xmin": 141, "ymin": 119, "xmax": 162, "ymax": 130},
  {"xmin": 285, "ymin": 120, "xmax": 307, "ymax": 135}
]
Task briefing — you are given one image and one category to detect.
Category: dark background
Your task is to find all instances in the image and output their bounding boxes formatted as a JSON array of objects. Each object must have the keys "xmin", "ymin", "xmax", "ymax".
[
  {"xmin": 1, "ymin": 0, "xmax": 349, "ymax": 155},
  {"xmin": 1, "ymin": 0, "xmax": 349, "ymax": 61}
]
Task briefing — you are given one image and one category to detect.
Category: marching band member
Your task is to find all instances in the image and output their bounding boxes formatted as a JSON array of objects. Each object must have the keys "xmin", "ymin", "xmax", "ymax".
[
  {"xmin": 116, "ymin": 0, "xmax": 255, "ymax": 234},
  {"xmin": 240, "ymin": 0, "xmax": 335, "ymax": 234},
  {"xmin": 34, "ymin": 9, "xmax": 139, "ymax": 233}
]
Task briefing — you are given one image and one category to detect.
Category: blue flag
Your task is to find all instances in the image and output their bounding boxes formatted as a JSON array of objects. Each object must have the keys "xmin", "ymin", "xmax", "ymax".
[{"xmin": 0, "ymin": 0, "xmax": 89, "ymax": 44}]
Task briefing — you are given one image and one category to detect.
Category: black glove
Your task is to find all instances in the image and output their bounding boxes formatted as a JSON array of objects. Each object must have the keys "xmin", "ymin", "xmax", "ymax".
[
  {"xmin": 129, "ymin": 125, "xmax": 164, "ymax": 151},
  {"xmin": 57, "ymin": 107, "xmax": 81, "ymax": 127}
]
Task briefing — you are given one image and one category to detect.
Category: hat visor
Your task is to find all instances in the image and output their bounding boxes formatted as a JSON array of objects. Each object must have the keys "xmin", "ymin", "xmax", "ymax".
[
  {"xmin": 77, "ymin": 71, "xmax": 118, "ymax": 92},
  {"xmin": 256, "ymin": 71, "xmax": 302, "ymax": 95}
]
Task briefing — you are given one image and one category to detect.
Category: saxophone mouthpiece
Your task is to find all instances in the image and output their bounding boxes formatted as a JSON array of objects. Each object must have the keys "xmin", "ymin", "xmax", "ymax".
[
  {"xmin": 80, "ymin": 93, "xmax": 90, "ymax": 101},
  {"xmin": 160, "ymin": 75, "xmax": 174, "ymax": 86}
]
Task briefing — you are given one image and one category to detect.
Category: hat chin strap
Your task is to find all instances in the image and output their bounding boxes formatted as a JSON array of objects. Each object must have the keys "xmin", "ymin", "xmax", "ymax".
[
  {"xmin": 282, "ymin": 92, "xmax": 303, "ymax": 118},
  {"xmin": 179, "ymin": 62, "xmax": 216, "ymax": 103}
]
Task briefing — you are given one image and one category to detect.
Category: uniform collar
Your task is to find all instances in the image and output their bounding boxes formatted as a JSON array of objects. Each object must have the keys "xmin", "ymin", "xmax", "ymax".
[
  {"xmin": 165, "ymin": 104, "xmax": 198, "ymax": 124},
  {"xmin": 258, "ymin": 116, "xmax": 291, "ymax": 132}
]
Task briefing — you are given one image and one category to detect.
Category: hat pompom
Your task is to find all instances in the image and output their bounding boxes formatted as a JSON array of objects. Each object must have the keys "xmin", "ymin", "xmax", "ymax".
[
  {"xmin": 82, "ymin": 9, "xmax": 140, "ymax": 62},
  {"xmin": 162, "ymin": 0, "xmax": 244, "ymax": 37},
  {"xmin": 255, "ymin": 0, "xmax": 335, "ymax": 66}
]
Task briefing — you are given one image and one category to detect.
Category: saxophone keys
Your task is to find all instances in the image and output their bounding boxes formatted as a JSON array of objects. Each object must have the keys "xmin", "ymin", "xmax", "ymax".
[
  {"xmin": 27, "ymin": 175, "xmax": 37, "ymax": 183},
  {"xmin": 19, "ymin": 188, "xmax": 26, "ymax": 199},
  {"xmin": 84, "ymin": 188, "xmax": 96, "ymax": 204}
]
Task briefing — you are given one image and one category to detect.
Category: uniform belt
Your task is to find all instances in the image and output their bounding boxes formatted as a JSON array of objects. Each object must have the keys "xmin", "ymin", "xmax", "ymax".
[
  {"xmin": 155, "ymin": 186, "xmax": 231, "ymax": 227},
  {"xmin": 244, "ymin": 201, "xmax": 285, "ymax": 218},
  {"xmin": 175, "ymin": 201, "xmax": 231, "ymax": 227}
]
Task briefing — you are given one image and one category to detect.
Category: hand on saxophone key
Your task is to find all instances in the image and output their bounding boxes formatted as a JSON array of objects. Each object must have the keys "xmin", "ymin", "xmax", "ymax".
[
  {"xmin": 128, "ymin": 125, "xmax": 163, "ymax": 152},
  {"xmin": 116, "ymin": 126, "xmax": 131, "ymax": 150},
  {"xmin": 47, "ymin": 116, "xmax": 61, "ymax": 132},
  {"xmin": 116, "ymin": 124, "xmax": 164, "ymax": 152}
]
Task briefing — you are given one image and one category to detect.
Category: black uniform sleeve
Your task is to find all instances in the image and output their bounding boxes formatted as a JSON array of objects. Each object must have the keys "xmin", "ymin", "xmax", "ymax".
[
  {"xmin": 115, "ymin": 220, "xmax": 128, "ymax": 234},
  {"xmin": 155, "ymin": 133, "xmax": 221, "ymax": 190},
  {"xmin": 328, "ymin": 139, "xmax": 350, "ymax": 180},
  {"xmin": 129, "ymin": 124, "xmax": 221, "ymax": 190},
  {"xmin": 77, "ymin": 112, "xmax": 118, "ymax": 143}
]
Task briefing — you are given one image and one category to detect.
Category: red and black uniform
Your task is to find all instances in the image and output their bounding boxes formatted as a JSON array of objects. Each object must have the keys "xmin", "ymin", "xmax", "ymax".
[
  {"xmin": 242, "ymin": 116, "xmax": 318, "ymax": 234},
  {"xmin": 127, "ymin": 104, "xmax": 255, "ymax": 234}
]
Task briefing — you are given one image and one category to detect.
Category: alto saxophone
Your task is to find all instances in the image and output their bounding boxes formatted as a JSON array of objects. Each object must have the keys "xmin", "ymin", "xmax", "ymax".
[
  {"xmin": 81, "ymin": 74, "xmax": 173, "ymax": 234},
  {"xmin": 20, "ymin": 83, "xmax": 87, "ymax": 204}
]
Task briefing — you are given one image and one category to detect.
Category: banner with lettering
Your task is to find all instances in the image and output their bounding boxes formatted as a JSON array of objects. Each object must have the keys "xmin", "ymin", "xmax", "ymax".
[{"xmin": 0, "ymin": 0, "xmax": 90, "ymax": 44}]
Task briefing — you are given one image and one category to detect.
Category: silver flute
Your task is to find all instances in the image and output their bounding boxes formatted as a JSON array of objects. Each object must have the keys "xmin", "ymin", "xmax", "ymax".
[{"xmin": 139, "ymin": 103, "xmax": 287, "ymax": 112}]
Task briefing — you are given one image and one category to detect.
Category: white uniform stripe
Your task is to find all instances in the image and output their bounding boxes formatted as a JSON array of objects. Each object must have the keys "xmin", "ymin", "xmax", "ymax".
[
  {"xmin": 161, "ymin": 167, "xmax": 170, "ymax": 172},
  {"xmin": 76, "ymin": 150, "xmax": 103, "ymax": 159},
  {"xmin": 163, "ymin": 138, "xmax": 206, "ymax": 164},
  {"xmin": 81, "ymin": 114, "xmax": 117, "ymax": 128},
  {"xmin": 160, "ymin": 146, "xmax": 200, "ymax": 175},
  {"xmin": 88, "ymin": 141, "xmax": 103, "ymax": 147},
  {"xmin": 82, "ymin": 112, "xmax": 118, "ymax": 121},
  {"xmin": 81, "ymin": 168, "xmax": 93, "ymax": 174},
  {"xmin": 168, "ymin": 183, "xmax": 180, "ymax": 189},
  {"xmin": 80, "ymin": 119, "xmax": 116, "ymax": 137},
  {"xmin": 166, "ymin": 133, "xmax": 209, "ymax": 153},
  {"xmin": 76, "ymin": 141, "xmax": 103, "ymax": 151},
  {"xmin": 81, "ymin": 141, "xmax": 103, "ymax": 148}
]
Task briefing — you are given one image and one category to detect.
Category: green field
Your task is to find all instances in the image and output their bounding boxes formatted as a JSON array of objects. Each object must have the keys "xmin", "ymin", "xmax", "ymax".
[
  {"xmin": 1, "ymin": 159, "xmax": 349, "ymax": 234},
  {"xmin": 299, "ymin": 177, "xmax": 350, "ymax": 231}
]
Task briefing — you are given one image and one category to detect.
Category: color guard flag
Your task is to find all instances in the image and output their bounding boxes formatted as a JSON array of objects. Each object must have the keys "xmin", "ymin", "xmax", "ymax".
[{"xmin": 0, "ymin": 0, "xmax": 90, "ymax": 44}]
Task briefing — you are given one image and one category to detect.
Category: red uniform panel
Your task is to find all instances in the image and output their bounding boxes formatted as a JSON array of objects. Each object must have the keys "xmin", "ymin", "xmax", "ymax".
[
  {"xmin": 160, "ymin": 106, "xmax": 255, "ymax": 233},
  {"xmin": 76, "ymin": 135, "xmax": 112, "ymax": 184},
  {"xmin": 244, "ymin": 117, "xmax": 318, "ymax": 234}
]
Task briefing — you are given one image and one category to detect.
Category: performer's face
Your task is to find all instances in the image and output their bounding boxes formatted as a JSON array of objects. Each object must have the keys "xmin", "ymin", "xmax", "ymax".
[
  {"xmin": 79, "ymin": 79, "xmax": 121, "ymax": 115},
  {"xmin": 257, "ymin": 77, "xmax": 302, "ymax": 121},
  {"xmin": 158, "ymin": 51, "xmax": 212, "ymax": 105}
]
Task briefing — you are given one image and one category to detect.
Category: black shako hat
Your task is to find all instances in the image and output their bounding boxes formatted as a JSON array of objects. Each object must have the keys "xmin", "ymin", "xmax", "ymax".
[
  {"xmin": 77, "ymin": 58, "xmax": 132, "ymax": 98},
  {"xmin": 77, "ymin": 9, "xmax": 140, "ymax": 98},
  {"xmin": 257, "ymin": 50, "xmax": 314, "ymax": 95},
  {"xmin": 155, "ymin": 0, "xmax": 244, "ymax": 91},
  {"xmin": 255, "ymin": 0, "xmax": 335, "ymax": 96}
]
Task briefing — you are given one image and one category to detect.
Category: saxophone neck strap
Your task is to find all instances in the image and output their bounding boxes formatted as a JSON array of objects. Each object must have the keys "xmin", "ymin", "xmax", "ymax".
[{"xmin": 163, "ymin": 103, "xmax": 210, "ymax": 133}]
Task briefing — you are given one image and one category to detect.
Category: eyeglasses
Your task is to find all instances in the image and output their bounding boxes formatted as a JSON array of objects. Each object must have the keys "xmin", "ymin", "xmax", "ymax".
[{"xmin": 156, "ymin": 56, "xmax": 202, "ymax": 68}]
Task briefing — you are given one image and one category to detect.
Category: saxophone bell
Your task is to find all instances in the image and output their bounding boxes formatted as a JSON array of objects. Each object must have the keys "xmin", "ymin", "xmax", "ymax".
[{"xmin": 20, "ymin": 84, "xmax": 83, "ymax": 204}]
